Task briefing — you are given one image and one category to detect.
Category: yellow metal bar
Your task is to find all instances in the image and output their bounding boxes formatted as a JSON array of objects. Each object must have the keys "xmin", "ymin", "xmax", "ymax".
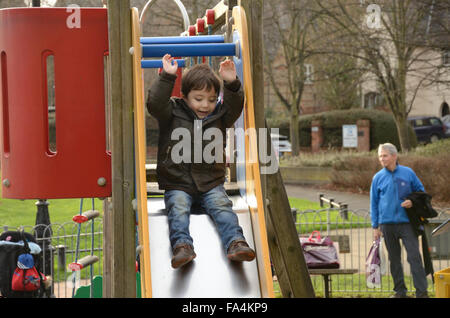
[
  {"xmin": 232, "ymin": 5, "xmax": 274, "ymax": 298},
  {"xmin": 131, "ymin": 7, "xmax": 152, "ymax": 298}
]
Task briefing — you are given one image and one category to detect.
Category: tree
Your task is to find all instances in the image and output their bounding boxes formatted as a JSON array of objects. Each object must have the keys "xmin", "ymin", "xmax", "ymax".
[
  {"xmin": 263, "ymin": 0, "xmax": 321, "ymax": 156},
  {"xmin": 316, "ymin": 0, "xmax": 450, "ymax": 151},
  {"xmin": 313, "ymin": 39, "xmax": 363, "ymax": 111}
]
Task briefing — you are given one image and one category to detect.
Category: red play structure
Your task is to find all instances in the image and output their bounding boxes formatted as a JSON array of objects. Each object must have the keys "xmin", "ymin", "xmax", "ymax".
[{"xmin": 0, "ymin": 8, "xmax": 111, "ymax": 199}]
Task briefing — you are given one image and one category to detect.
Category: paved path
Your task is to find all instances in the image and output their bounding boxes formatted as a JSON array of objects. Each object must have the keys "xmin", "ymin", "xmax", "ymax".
[{"xmin": 284, "ymin": 184, "xmax": 370, "ymax": 212}]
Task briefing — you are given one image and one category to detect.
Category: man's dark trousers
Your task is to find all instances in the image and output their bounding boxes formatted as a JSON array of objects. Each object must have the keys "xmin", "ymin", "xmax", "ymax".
[{"xmin": 381, "ymin": 223, "xmax": 428, "ymax": 296}]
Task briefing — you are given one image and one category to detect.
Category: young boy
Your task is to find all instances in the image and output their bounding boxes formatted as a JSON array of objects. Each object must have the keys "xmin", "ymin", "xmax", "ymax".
[{"xmin": 147, "ymin": 54, "xmax": 256, "ymax": 269}]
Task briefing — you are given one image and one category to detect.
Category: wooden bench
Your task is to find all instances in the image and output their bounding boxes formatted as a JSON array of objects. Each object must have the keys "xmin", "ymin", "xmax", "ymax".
[{"xmin": 309, "ymin": 268, "xmax": 358, "ymax": 298}]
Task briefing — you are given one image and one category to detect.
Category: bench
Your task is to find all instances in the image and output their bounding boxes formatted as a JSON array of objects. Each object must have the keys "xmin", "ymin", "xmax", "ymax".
[{"xmin": 309, "ymin": 268, "xmax": 358, "ymax": 298}]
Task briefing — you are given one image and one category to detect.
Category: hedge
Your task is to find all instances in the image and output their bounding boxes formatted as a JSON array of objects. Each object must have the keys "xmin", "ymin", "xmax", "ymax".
[
  {"xmin": 267, "ymin": 109, "xmax": 417, "ymax": 150},
  {"xmin": 330, "ymin": 149, "xmax": 450, "ymax": 203}
]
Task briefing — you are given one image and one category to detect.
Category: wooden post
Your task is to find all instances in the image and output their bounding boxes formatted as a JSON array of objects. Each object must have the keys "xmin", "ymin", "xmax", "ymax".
[
  {"xmin": 240, "ymin": 0, "xmax": 315, "ymax": 298},
  {"xmin": 266, "ymin": 169, "xmax": 315, "ymax": 297},
  {"xmin": 104, "ymin": 0, "xmax": 136, "ymax": 298}
]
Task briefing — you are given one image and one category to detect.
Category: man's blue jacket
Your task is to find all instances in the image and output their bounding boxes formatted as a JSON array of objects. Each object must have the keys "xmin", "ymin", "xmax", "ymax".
[{"xmin": 370, "ymin": 164, "xmax": 425, "ymax": 229}]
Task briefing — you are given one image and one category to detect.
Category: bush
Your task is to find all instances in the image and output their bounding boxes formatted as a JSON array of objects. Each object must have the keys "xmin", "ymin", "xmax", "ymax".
[
  {"xmin": 329, "ymin": 145, "xmax": 450, "ymax": 203},
  {"xmin": 411, "ymin": 138, "xmax": 450, "ymax": 156},
  {"xmin": 330, "ymin": 155, "xmax": 379, "ymax": 193},
  {"xmin": 399, "ymin": 154, "xmax": 450, "ymax": 203},
  {"xmin": 268, "ymin": 109, "xmax": 417, "ymax": 150},
  {"xmin": 280, "ymin": 149, "xmax": 376, "ymax": 167}
]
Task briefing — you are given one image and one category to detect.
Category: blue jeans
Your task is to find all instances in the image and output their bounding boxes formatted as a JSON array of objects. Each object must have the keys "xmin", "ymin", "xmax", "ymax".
[{"xmin": 164, "ymin": 185, "xmax": 246, "ymax": 252}]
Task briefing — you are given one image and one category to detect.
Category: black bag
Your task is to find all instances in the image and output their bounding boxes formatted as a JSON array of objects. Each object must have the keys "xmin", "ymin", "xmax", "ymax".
[{"xmin": 0, "ymin": 231, "xmax": 46, "ymax": 298}]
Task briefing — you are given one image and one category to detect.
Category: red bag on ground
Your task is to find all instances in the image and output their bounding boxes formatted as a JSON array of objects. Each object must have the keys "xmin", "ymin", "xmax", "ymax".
[{"xmin": 300, "ymin": 231, "xmax": 340, "ymax": 269}]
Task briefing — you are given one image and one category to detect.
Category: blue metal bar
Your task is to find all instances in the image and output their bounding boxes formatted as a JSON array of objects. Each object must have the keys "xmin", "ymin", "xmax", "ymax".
[
  {"xmin": 141, "ymin": 59, "xmax": 186, "ymax": 69},
  {"xmin": 142, "ymin": 43, "xmax": 236, "ymax": 58},
  {"xmin": 140, "ymin": 35, "xmax": 225, "ymax": 45}
]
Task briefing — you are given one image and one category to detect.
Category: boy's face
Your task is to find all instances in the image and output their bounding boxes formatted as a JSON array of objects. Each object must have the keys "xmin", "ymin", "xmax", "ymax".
[{"xmin": 183, "ymin": 87, "xmax": 217, "ymax": 119}]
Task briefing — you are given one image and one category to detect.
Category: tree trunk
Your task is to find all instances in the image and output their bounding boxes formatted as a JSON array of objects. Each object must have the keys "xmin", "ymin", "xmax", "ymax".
[
  {"xmin": 290, "ymin": 105, "xmax": 300, "ymax": 156},
  {"xmin": 393, "ymin": 64, "xmax": 411, "ymax": 152},
  {"xmin": 395, "ymin": 116, "xmax": 412, "ymax": 152}
]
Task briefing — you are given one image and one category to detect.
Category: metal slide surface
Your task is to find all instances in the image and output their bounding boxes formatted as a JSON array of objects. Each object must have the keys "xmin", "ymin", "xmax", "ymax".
[{"xmin": 147, "ymin": 195, "xmax": 261, "ymax": 298}]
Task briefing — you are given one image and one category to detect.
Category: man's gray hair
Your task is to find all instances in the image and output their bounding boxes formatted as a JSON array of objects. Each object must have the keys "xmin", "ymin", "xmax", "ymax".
[{"xmin": 378, "ymin": 143, "xmax": 398, "ymax": 155}]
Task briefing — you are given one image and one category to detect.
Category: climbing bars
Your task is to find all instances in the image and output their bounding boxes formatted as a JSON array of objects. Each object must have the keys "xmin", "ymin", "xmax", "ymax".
[{"xmin": 140, "ymin": 35, "xmax": 239, "ymax": 68}]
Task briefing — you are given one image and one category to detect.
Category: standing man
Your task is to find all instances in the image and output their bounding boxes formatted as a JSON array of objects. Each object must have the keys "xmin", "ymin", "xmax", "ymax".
[{"xmin": 370, "ymin": 143, "xmax": 429, "ymax": 298}]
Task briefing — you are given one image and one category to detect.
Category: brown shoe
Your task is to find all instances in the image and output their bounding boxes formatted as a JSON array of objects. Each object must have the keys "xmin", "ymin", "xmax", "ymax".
[
  {"xmin": 171, "ymin": 244, "xmax": 196, "ymax": 269},
  {"xmin": 227, "ymin": 240, "xmax": 256, "ymax": 262}
]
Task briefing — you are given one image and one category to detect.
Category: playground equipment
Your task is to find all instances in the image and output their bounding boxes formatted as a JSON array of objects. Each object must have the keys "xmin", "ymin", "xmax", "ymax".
[
  {"xmin": 68, "ymin": 198, "xmax": 101, "ymax": 298},
  {"xmin": 0, "ymin": 8, "xmax": 111, "ymax": 200},
  {"xmin": 132, "ymin": 3, "xmax": 273, "ymax": 297},
  {"xmin": 0, "ymin": 0, "xmax": 313, "ymax": 298}
]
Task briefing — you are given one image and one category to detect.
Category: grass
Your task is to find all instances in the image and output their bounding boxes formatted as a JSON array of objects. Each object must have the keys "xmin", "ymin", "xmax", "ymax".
[
  {"xmin": 288, "ymin": 197, "xmax": 322, "ymax": 210},
  {"xmin": 0, "ymin": 191, "xmax": 359, "ymax": 228},
  {"xmin": 288, "ymin": 197, "xmax": 370, "ymax": 234},
  {"xmin": 0, "ymin": 185, "xmax": 104, "ymax": 228},
  {"xmin": 0, "ymin": 187, "xmax": 105, "ymax": 283},
  {"xmin": 274, "ymin": 270, "xmax": 436, "ymax": 298}
]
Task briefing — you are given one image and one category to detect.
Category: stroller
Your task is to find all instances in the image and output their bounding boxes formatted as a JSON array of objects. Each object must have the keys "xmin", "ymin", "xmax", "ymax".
[{"xmin": 0, "ymin": 230, "xmax": 51, "ymax": 298}]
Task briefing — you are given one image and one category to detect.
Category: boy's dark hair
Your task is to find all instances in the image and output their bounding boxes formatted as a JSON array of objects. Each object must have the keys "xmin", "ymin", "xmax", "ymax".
[{"xmin": 181, "ymin": 63, "xmax": 221, "ymax": 97}]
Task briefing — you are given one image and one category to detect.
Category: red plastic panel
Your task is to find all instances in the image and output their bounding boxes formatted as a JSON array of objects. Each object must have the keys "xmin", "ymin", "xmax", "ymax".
[{"xmin": 0, "ymin": 8, "xmax": 111, "ymax": 199}]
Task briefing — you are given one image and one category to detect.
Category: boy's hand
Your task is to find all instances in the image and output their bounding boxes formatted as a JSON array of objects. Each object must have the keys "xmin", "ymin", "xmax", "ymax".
[
  {"xmin": 219, "ymin": 59, "xmax": 237, "ymax": 82},
  {"xmin": 162, "ymin": 54, "xmax": 178, "ymax": 75}
]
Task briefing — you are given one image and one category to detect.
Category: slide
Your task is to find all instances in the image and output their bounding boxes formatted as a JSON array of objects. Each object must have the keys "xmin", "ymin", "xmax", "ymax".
[
  {"xmin": 131, "ymin": 6, "xmax": 274, "ymax": 298},
  {"xmin": 146, "ymin": 190, "xmax": 262, "ymax": 297}
]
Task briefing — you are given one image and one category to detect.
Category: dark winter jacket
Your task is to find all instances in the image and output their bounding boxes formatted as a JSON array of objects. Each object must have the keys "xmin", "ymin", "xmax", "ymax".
[
  {"xmin": 405, "ymin": 191, "xmax": 438, "ymax": 277},
  {"xmin": 405, "ymin": 192, "xmax": 438, "ymax": 229},
  {"xmin": 146, "ymin": 71, "xmax": 244, "ymax": 195}
]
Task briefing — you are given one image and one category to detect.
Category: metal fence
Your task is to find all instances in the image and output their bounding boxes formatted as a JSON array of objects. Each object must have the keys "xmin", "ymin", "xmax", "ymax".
[
  {"xmin": 289, "ymin": 207, "xmax": 450, "ymax": 297},
  {"xmin": 2, "ymin": 207, "xmax": 449, "ymax": 298},
  {"xmin": 2, "ymin": 219, "xmax": 103, "ymax": 298}
]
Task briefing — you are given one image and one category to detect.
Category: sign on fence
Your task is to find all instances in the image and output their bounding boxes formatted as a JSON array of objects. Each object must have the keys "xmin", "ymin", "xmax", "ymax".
[{"xmin": 343, "ymin": 125, "xmax": 358, "ymax": 148}]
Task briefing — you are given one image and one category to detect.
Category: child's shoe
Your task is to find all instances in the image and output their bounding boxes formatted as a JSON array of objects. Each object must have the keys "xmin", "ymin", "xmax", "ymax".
[
  {"xmin": 227, "ymin": 240, "xmax": 256, "ymax": 262},
  {"xmin": 171, "ymin": 244, "xmax": 196, "ymax": 269}
]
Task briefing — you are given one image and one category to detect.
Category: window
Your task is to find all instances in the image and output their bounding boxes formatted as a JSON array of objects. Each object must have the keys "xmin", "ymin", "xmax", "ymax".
[
  {"xmin": 430, "ymin": 118, "xmax": 441, "ymax": 126},
  {"xmin": 414, "ymin": 119, "xmax": 431, "ymax": 127},
  {"xmin": 304, "ymin": 64, "xmax": 314, "ymax": 84},
  {"xmin": 364, "ymin": 92, "xmax": 384, "ymax": 109},
  {"xmin": 441, "ymin": 102, "xmax": 449, "ymax": 117}
]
